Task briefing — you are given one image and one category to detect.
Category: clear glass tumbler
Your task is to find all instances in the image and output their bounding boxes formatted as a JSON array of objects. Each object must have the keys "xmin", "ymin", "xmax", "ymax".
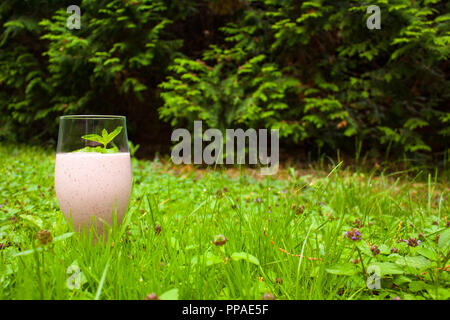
[{"xmin": 55, "ymin": 115, "xmax": 133, "ymax": 233}]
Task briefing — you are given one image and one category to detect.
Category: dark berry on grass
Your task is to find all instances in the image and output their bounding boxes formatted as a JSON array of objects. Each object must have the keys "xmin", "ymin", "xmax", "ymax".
[
  {"xmin": 390, "ymin": 247, "xmax": 398, "ymax": 254},
  {"xmin": 435, "ymin": 234, "xmax": 440, "ymax": 244},
  {"xmin": 406, "ymin": 238, "xmax": 420, "ymax": 247},
  {"xmin": 344, "ymin": 228, "xmax": 362, "ymax": 241},
  {"xmin": 353, "ymin": 219, "xmax": 363, "ymax": 228},
  {"xmin": 36, "ymin": 230, "xmax": 52, "ymax": 245},
  {"xmin": 145, "ymin": 293, "xmax": 160, "ymax": 300},
  {"xmin": 154, "ymin": 225, "xmax": 162, "ymax": 235},
  {"xmin": 213, "ymin": 234, "xmax": 227, "ymax": 246},
  {"xmin": 262, "ymin": 292, "xmax": 275, "ymax": 300},
  {"xmin": 325, "ymin": 212, "xmax": 336, "ymax": 221},
  {"xmin": 370, "ymin": 245, "xmax": 380, "ymax": 256},
  {"xmin": 297, "ymin": 205, "xmax": 305, "ymax": 215}
]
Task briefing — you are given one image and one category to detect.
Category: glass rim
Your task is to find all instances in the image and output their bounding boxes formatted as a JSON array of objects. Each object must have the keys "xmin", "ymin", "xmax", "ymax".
[{"xmin": 59, "ymin": 115, "xmax": 126, "ymax": 120}]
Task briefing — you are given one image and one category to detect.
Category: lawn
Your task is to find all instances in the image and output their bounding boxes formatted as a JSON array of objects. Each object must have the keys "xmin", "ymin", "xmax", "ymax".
[{"xmin": 0, "ymin": 145, "xmax": 449, "ymax": 300}]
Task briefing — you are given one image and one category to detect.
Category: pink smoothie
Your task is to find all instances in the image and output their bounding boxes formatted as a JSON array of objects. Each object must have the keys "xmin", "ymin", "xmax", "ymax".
[{"xmin": 55, "ymin": 152, "xmax": 132, "ymax": 232}]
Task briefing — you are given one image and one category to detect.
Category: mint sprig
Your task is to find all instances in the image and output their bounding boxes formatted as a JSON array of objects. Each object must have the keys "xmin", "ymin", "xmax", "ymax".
[{"xmin": 76, "ymin": 126, "xmax": 123, "ymax": 153}]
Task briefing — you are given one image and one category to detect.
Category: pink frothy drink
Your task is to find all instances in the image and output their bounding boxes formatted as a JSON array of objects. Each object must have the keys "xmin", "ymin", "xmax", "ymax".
[
  {"xmin": 55, "ymin": 115, "xmax": 132, "ymax": 233},
  {"xmin": 55, "ymin": 152, "xmax": 132, "ymax": 231}
]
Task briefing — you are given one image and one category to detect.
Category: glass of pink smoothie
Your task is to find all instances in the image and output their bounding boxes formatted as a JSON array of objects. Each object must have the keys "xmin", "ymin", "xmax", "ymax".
[{"xmin": 55, "ymin": 115, "xmax": 133, "ymax": 233}]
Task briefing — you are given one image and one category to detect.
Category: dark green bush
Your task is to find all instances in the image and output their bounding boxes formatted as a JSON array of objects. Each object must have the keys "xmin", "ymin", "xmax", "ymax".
[
  {"xmin": 160, "ymin": 0, "xmax": 450, "ymax": 161},
  {"xmin": 0, "ymin": 0, "xmax": 185, "ymax": 146},
  {"xmin": 0, "ymin": 0, "xmax": 449, "ymax": 162},
  {"xmin": 0, "ymin": 0, "xmax": 62, "ymax": 142}
]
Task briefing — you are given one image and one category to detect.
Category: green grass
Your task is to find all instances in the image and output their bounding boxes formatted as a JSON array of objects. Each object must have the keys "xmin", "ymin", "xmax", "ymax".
[{"xmin": 0, "ymin": 145, "xmax": 449, "ymax": 300}]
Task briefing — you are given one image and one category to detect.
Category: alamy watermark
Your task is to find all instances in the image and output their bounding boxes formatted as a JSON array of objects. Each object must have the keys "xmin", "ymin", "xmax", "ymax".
[
  {"xmin": 67, "ymin": 5, "xmax": 81, "ymax": 30},
  {"xmin": 65, "ymin": 4, "xmax": 379, "ymax": 31},
  {"xmin": 67, "ymin": 264, "xmax": 82, "ymax": 290},
  {"xmin": 367, "ymin": 5, "xmax": 381, "ymax": 30},
  {"xmin": 366, "ymin": 265, "xmax": 382, "ymax": 290},
  {"xmin": 64, "ymin": 4, "xmax": 379, "ymax": 32},
  {"xmin": 171, "ymin": 121, "xmax": 279, "ymax": 175}
]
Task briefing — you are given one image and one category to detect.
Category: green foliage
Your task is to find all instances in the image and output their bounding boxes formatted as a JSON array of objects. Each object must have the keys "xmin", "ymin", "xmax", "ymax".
[
  {"xmin": 0, "ymin": 0, "xmax": 449, "ymax": 161},
  {"xmin": 159, "ymin": 50, "xmax": 301, "ymax": 136},
  {"xmin": 159, "ymin": 288, "xmax": 179, "ymax": 300},
  {"xmin": 159, "ymin": 0, "xmax": 450, "ymax": 158},
  {"xmin": 0, "ymin": 0, "xmax": 181, "ymax": 142},
  {"xmin": 1, "ymin": 145, "xmax": 449, "ymax": 299}
]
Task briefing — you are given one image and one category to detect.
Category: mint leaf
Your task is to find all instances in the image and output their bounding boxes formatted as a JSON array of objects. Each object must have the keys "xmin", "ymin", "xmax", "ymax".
[
  {"xmin": 75, "ymin": 146, "xmax": 118, "ymax": 154},
  {"xmin": 102, "ymin": 129, "xmax": 108, "ymax": 142},
  {"xmin": 81, "ymin": 134, "xmax": 105, "ymax": 146},
  {"xmin": 80, "ymin": 126, "xmax": 123, "ymax": 151},
  {"xmin": 102, "ymin": 146, "xmax": 119, "ymax": 153},
  {"xmin": 75, "ymin": 146, "xmax": 102, "ymax": 153},
  {"xmin": 107, "ymin": 126, "xmax": 123, "ymax": 144}
]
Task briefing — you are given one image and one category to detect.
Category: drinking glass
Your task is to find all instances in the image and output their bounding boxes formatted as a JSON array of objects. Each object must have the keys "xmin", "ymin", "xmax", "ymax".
[{"xmin": 55, "ymin": 115, "xmax": 133, "ymax": 233}]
